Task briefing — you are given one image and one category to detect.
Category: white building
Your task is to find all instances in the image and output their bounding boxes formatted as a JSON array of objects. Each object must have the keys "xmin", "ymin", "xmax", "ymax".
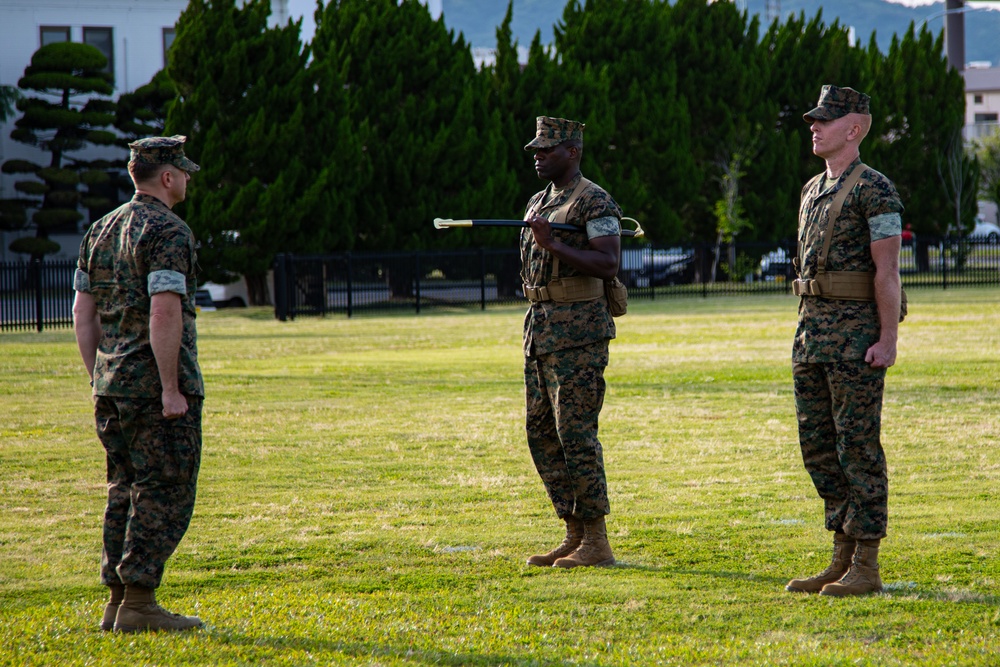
[
  {"xmin": 963, "ymin": 64, "xmax": 1000, "ymax": 142},
  {"xmin": 0, "ymin": 0, "xmax": 445, "ymax": 260},
  {"xmin": 0, "ymin": 0, "xmax": 322, "ymax": 260},
  {"xmin": 0, "ymin": 0, "xmax": 186, "ymax": 260}
]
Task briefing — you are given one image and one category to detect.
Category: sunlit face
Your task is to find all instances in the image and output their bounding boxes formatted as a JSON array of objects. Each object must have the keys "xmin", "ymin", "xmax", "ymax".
[{"xmin": 809, "ymin": 115, "xmax": 855, "ymax": 159}]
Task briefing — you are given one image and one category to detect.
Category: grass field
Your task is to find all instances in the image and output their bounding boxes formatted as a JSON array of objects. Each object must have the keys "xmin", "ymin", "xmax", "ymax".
[{"xmin": 1, "ymin": 288, "xmax": 999, "ymax": 666}]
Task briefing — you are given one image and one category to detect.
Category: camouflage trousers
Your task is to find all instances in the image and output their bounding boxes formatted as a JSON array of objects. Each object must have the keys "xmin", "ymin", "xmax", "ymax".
[
  {"xmin": 524, "ymin": 340, "xmax": 610, "ymax": 521},
  {"xmin": 94, "ymin": 396, "xmax": 202, "ymax": 589},
  {"xmin": 793, "ymin": 360, "xmax": 888, "ymax": 540}
]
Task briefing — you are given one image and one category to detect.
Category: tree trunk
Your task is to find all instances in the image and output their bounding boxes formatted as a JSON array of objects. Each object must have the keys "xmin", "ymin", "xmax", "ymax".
[{"xmin": 246, "ymin": 273, "xmax": 271, "ymax": 306}]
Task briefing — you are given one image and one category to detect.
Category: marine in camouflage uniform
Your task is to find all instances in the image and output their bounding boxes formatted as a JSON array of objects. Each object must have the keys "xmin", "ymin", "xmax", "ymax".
[
  {"xmin": 520, "ymin": 116, "xmax": 622, "ymax": 569},
  {"xmin": 785, "ymin": 86, "xmax": 903, "ymax": 597},
  {"xmin": 73, "ymin": 135, "xmax": 205, "ymax": 631}
]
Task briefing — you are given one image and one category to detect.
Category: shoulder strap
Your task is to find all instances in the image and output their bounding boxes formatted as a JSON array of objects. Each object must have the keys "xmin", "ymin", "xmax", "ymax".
[
  {"xmin": 549, "ymin": 176, "xmax": 592, "ymax": 279},
  {"xmin": 816, "ymin": 163, "xmax": 867, "ymax": 275}
]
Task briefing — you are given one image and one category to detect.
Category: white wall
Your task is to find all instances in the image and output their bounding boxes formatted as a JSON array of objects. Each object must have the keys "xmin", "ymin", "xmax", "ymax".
[
  {"xmin": 0, "ymin": 0, "xmax": 188, "ymax": 96},
  {"xmin": 0, "ymin": 0, "xmax": 191, "ymax": 259},
  {"xmin": 0, "ymin": 0, "xmax": 447, "ymax": 261},
  {"xmin": 0, "ymin": 0, "xmax": 312, "ymax": 260},
  {"xmin": 966, "ymin": 88, "xmax": 1000, "ymax": 139}
]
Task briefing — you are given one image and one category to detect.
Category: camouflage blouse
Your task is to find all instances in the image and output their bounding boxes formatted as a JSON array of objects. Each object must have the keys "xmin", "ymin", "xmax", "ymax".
[
  {"xmin": 520, "ymin": 173, "xmax": 622, "ymax": 357},
  {"xmin": 75, "ymin": 194, "xmax": 204, "ymax": 398},
  {"xmin": 793, "ymin": 159, "xmax": 904, "ymax": 363}
]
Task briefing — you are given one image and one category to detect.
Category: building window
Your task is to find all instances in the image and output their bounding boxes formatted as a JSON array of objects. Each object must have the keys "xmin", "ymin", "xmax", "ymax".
[
  {"xmin": 975, "ymin": 113, "xmax": 999, "ymax": 123},
  {"xmin": 84, "ymin": 27, "xmax": 114, "ymax": 79},
  {"xmin": 163, "ymin": 28, "xmax": 176, "ymax": 68},
  {"xmin": 974, "ymin": 94, "xmax": 984, "ymax": 104},
  {"xmin": 40, "ymin": 26, "xmax": 70, "ymax": 46}
]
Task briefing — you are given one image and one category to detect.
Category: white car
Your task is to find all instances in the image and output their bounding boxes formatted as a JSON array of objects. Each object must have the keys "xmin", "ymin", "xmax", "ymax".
[
  {"xmin": 971, "ymin": 219, "xmax": 1000, "ymax": 244},
  {"xmin": 202, "ymin": 280, "xmax": 248, "ymax": 308},
  {"xmin": 759, "ymin": 247, "xmax": 794, "ymax": 280}
]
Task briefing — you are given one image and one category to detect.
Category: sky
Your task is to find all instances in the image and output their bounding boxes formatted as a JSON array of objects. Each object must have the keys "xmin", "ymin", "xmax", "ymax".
[
  {"xmin": 284, "ymin": 0, "xmax": 317, "ymax": 43},
  {"xmin": 279, "ymin": 0, "xmax": 997, "ymax": 46},
  {"xmin": 282, "ymin": 0, "xmax": 443, "ymax": 45}
]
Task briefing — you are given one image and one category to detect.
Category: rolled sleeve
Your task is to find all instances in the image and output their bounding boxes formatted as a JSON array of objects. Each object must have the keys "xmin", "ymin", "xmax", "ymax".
[
  {"xmin": 586, "ymin": 215, "xmax": 621, "ymax": 240},
  {"xmin": 869, "ymin": 212, "xmax": 902, "ymax": 242},
  {"xmin": 148, "ymin": 269, "xmax": 187, "ymax": 296},
  {"xmin": 73, "ymin": 268, "xmax": 91, "ymax": 293}
]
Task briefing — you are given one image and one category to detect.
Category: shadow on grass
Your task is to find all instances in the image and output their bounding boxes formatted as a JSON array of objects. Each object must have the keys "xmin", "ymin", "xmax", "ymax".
[
  {"xmin": 546, "ymin": 560, "xmax": 792, "ymax": 586},
  {"xmin": 666, "ymin": 567, "xmax": 789, "ymax": 586},
  {"xmin": 568, "ymin": 564, "xmax": 1000, "ymax": 603},
  {"xmin": 879, "ymin": 582, "xmax": 1000, "ymax": 605},
  {"xmin": 200, "ymin": 628, "xmax": 595, "ymax": 666}
]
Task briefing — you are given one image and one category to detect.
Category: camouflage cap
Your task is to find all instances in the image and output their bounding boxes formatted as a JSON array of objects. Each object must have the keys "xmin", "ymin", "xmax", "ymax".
[
  {"xmin": 128, "ymin": 135, "xmax": 200, "ymax": 173},
  {"xmin": 523, "ymin": 116, "xmax": 585, "ymax": 151},
  {"xmin": 803, "ymin": 85, "xmax": 870, "ymax": 122}
]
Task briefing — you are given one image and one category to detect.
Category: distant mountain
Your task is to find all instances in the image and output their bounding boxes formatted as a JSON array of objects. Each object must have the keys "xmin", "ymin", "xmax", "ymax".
[{"xmin": 438, "ymin": 0, "xmax": 1000, "ymax": 67}]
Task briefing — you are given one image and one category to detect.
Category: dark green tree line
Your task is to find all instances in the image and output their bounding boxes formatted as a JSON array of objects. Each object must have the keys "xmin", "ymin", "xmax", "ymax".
[
  {"xmin": 975, "ymin": 131, "xmax": 1000, "ymax": 220},
  {"xmin": 166, "ymin": 0, "xmax": 356, "ymax": 304},
  {"xmin": 311, "ymin": 0, "xmax": 515, "ymax": 253},
  {"xmin": 755, "ymin": 10, "xmax": 866, "ymax": 242},
  {"xmin": 0, "ymin": 0, "xmax": 974, "ymax": 293}
]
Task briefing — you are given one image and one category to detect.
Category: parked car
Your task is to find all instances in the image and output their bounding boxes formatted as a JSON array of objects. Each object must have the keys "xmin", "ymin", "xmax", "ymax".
[
  {"xmin": 646, "ymin": 247, "xmax": 696, "ymax": 286},
  {"xmin": 194, "ymin": 288, "xmax": 216, "ymax": 311},
  {"xmin": 617, "ymin": 247, "xmax": 696, "ymax": 287},
  {"xmin": 619, "ymin": 248, "xmax": 649, "ymax": 287},
  {"xmin": 759, "ymin": 247, "xmax": 795, "ymax": 280},
  {"xmin": 202, "ymin": 280, "xmax": 248, "ymax": 308},
  {"xmin": 971, "ymin": 219, "xmax": 1000, "ymax": 244}
]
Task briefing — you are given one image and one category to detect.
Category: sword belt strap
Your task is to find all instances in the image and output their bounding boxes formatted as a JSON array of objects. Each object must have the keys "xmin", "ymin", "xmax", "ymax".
[
  {"xmin": 795, "ymin": 163, "xmax": 876, "ymax": 302},
  {"xmin": 525, "ymin": 176, "xmax": 604, "ymax": 304},
  {"xmin": 523, "ymin": 277, "xmax": 605, "ymax": 303},
  {"xmin": 792, "ymin": 271, "xmax": 876, "ymax": 300}
]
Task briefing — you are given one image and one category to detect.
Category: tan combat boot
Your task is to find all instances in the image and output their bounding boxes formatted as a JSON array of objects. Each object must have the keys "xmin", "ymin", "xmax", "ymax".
[
  {"xmin": 553, "ymin": 516, "xmax": 615, "ymax": 568},
  {"xmin": 786, "ymin": 533, "xmax": 855, "ymax": 593},
  {"xmin": 820, "ymin": 539, "xmax": 883, "ymax": 597},
  {"xmin": 527, "ymin": 516, "xmax": 584, "ymax": 567},
  {"xmin": 113, "ymin": 586, "xmax": 203, "ymax": 633},
  {"xmin": 99, "ymin": 584, "xmax": 125, "ymax": 631}
]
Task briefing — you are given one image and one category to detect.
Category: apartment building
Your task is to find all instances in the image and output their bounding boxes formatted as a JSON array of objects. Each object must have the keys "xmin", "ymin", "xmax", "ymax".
[
  {"xmin": 0, "ymin": 0, "xmax": 321, "ymax": 259},
  {"xmin": 964, "ymin": 65, "xmax": 1000, "ymax": 142}
]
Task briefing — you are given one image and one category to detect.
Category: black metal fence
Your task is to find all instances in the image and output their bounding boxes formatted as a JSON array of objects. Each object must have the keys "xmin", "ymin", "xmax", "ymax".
[
  {"xmin": 1, "ymin": 259, "xmax": 75, "ymax": 332},
  {"xmin": 273, "ymin": 237, "xmax": 1000, "ymax": 320},
  {"xmin": 4, "ymin": 237, "xmax": 999, "ymax": 331}
]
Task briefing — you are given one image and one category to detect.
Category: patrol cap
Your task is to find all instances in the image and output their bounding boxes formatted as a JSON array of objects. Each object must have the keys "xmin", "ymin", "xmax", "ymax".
[
  {"xmin": 524, "ymin": 116, "xmax": 585, "ymax": 151},
  {"xmin": 803, "ymin": 85, "xmax": 871, "ymax": 122},
  {"xmin": 128, "ymin": 135, "xmax": 200, "ymax": 173}
]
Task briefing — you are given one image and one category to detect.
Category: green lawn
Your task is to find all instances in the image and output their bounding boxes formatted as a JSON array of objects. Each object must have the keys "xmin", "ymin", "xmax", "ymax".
[{"xmin": 1, "ymin": 289, "xmax": 999, "ymax": 666}]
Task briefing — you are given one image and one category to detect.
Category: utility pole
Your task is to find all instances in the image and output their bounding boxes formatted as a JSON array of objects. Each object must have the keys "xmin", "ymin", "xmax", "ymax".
[
  {"xmin": 766, "ymin": 0, "xmax": 781, "ymax": 24},
  {"xmin": 945, "ymin": 0, "xmax": 966, "ymax": 71}
]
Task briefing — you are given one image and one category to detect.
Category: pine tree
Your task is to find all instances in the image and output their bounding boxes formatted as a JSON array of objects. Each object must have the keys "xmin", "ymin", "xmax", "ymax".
[
  {"xmin": 311, "ymin": 0, "xmax": 503, "ymax": 254},
  {"xmin": 0, "ymin": 42, "xmax": 116, "ymax": 259},
  {"xmin": 667, "ymin": 0, "xmax": 771, "ymax": 244},
  {"xmin": 116, "ymin": 69, "xmax": 175, "ymax": 140},
  {"xmin": 758, "ymin": 10, "xmax": 867, "ymax": 242},
  {"xmin": 553, "ymin": 0, "xmax": 692, "ymax": 243},
  {"xmin": 868, "ymin": 25, "xmax": 973, "ymax": 237},
  {"xmin": 167, "ymin": 0, "xmax": 355, "ymax": 305},
  {"xmin": 974, "ymin": 130, "xmax": 1000, "ymax": 221},
  {"xmin": 477, "ymin": 0, "xmax": 537, "ymax": 248},
  {"xmin": 0, "ymin": 85, "xmax": 19, "ymax": 123}
]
